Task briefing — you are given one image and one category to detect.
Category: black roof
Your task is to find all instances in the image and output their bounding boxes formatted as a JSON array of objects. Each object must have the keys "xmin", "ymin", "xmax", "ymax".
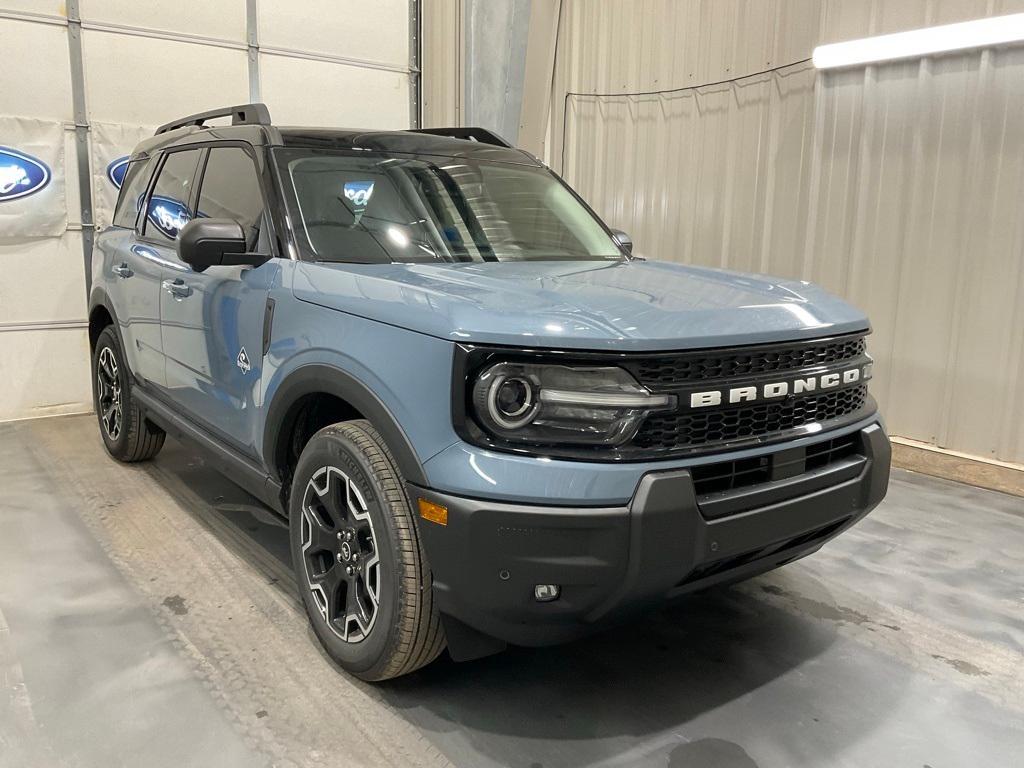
[{"xmin": 131, "ymin": 123, "xmax": 539, "ymax": 166}]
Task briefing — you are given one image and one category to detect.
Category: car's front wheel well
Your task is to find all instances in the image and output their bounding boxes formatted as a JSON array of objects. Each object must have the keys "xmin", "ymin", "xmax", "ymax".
[
  {"xmin": 88, "ymin": 305, "xmax": 114, "ymax": 351},
  {"xmin": 275, "ymin": 392, "xmax": 364, "ymax": 509}
]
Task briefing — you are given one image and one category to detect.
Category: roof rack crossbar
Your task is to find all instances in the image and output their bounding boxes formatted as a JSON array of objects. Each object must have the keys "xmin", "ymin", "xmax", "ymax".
[
  {"xmin": 155, "ymin": 103, "xmax": 272, "ymax": 136},
  {"xmin": 410, "ymin": 127, "xmax": 514, "ymax": 148}
]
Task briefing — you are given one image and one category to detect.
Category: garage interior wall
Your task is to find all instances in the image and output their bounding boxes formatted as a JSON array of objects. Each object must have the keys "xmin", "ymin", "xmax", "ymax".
[
  {"xmin": 424, "ymin": 0, "xmax": 1024, "ymax": 466},
  {"xmin": 0, "ymin": 0, "xmax": 415, "ymax": 421}
]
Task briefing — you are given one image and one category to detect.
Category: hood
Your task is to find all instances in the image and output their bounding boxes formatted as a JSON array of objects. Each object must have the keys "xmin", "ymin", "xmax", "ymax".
[{"xmin": 292, "ymin": 259, "xmax": 870, "ymax": 351}]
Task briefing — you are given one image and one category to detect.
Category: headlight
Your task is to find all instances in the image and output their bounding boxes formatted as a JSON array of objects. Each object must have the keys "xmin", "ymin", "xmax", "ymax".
[{"xmin": 470, "ymin": 362, "xmax": 675, "ymax": 446}]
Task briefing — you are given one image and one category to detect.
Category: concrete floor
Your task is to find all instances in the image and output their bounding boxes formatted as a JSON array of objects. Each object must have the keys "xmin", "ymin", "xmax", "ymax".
[{"xmin": 0, "ymin": 415, "xmax": 1021, "ymax": 768}]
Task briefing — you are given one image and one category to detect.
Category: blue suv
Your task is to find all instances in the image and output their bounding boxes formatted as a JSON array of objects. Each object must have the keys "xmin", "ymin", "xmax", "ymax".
[{"xmin": 89, "ymin": 104, "xmax": 890, "ymax": 680}]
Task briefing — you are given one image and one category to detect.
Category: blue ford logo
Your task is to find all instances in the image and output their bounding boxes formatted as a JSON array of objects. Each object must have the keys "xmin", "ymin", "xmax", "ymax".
[
  {"xmin": 107, "ymin": 156, "xmax": 130, "ymax": 189},
  {"xmin": 0, "ymin": 147, "xmax": 50, "ymax": 202},
  {"xmin": 147, "ymin": 195, "xmax": 192, "ymax": 239}
]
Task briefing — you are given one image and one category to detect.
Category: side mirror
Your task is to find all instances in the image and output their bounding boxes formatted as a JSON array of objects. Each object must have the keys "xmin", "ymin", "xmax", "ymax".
[
  {"xmin": 611, "ymin": 228, "xmax": 633, "ymax": 256},
  {"xmin": 178, "ymin": 219, "xmax": 268, "ymax": 272}
]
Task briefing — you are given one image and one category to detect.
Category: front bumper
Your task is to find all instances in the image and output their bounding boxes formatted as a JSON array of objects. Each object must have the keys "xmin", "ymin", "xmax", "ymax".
[{"xmin": 412, "ymin": 422, "xmax": 890, "ymax": 658}]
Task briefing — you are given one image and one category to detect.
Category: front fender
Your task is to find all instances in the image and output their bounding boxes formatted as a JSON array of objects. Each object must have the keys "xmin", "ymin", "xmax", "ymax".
[{"xmin": 259, "ymin": 301, "xmax": 460, "ymax": 488}]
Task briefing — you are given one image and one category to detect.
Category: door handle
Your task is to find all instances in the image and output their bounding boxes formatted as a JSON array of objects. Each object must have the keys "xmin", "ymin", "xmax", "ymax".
[
  {"xmin": 113, "ymin": 263, "xmax": 133, "ymax": 279},
  {"xmin": 162, "ymin": 278, "xmax": 192, "ymax": 299}
]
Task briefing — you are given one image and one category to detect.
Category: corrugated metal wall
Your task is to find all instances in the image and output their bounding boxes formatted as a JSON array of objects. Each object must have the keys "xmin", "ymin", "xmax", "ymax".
[
  {"xmin": 422, "ymin": 0, "xmax": 464, "ymax": 127},
  {"xmin": 552, "ymin": 0, "xmax": 1024, "ymax": 464}
]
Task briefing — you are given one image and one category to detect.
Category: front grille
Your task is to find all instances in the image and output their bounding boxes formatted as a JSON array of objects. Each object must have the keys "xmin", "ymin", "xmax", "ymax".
[
  {"xmin": 692, "ymin": 432, "xmax": 863, "ymax": 501},
  {"xmin": 625, "ymin": 335, "xmax": 867, "ymax": 387},
  {"xmin": 634, "ymin": 384, "xmax": 869, "ymax": 452},
  {"xmin": 805, "ymin": 432, "xmax": 860, "ymax": 471},
  {"xmin": 691, "ymin": 454, "xmax": 771, "ymax": 496}
]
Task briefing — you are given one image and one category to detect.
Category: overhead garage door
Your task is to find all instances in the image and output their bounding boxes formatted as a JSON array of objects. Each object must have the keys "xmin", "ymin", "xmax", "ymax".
[{"xmin": 0, "ymin": 0, "xmax": 417, "ymax": 421}]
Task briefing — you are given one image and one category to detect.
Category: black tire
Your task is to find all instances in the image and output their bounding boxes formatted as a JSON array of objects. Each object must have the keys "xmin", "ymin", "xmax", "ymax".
[
  {"xmin": 288, "ymin": 420, "xmax": 445, "ymax": 681},
  {"xmin": 92, "ymin": 325, "xmax": 165, "ymax": 462}
]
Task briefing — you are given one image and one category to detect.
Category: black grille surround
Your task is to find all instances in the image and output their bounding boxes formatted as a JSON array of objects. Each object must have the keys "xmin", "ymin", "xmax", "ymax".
[{"xmin": 452, "ymin": 332, "xmax": 877, "ymax": 462}]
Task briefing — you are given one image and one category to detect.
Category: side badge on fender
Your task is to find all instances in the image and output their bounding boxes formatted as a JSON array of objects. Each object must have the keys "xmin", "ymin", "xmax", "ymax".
[{"xmin": 236, "ymin": 347, "xmax": 251, "ymax": 374}]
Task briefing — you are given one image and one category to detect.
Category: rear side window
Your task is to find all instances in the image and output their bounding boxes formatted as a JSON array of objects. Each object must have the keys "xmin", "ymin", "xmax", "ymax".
[
  {"xmin": 144, "ymin": 149, "xmax": 201, "ymax": 243},
  {"xmin": 111, "ymin": 158, "xmax": 152, "ymax": 229},
  {"xmin": 196, "ymin": 147, "xmax": 265, "ymax": 248}
]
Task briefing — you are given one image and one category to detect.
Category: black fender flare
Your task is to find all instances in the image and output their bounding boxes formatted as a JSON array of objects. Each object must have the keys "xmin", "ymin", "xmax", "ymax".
[
  {"xmin": 87, "ymin": 286, "xmax": 127, "ymax": 354},
  {"xmin": 89, "ymin": 285, "xmax": 114, "ymax": 318},
  {"xmin": 262, "ymin": 363, "xmax": 429, "ymax": 488}
]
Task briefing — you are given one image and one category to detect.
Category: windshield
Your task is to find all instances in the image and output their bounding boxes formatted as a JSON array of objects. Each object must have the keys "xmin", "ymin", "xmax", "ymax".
[{"xmin": 276, "ymin": 149, "xmax": 623, "ymax": 264}]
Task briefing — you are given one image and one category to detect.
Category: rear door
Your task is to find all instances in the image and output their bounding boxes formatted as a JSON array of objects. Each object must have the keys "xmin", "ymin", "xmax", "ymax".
[{"xmin": 159, "ymin": 144, "xmax": 277, "ymax": 456}]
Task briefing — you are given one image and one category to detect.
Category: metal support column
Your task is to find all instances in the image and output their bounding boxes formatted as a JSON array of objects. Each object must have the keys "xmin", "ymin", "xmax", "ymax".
[
  {"xmin": 246, "ymin": 0, "xmax": 261, "ymax": 101},
  {"xmin": 410, "ymin": 0, "xmax": 422, "ymax": 128},
  {"xmin": 65, "ymin": 0, "xmax": 95, "ymax": 297}
]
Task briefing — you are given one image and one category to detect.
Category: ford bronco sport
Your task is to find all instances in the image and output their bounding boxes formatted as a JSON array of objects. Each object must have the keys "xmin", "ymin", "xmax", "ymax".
[{"xmin": 88, "ymin": 104, "xmax": 891, "ymax": 681}]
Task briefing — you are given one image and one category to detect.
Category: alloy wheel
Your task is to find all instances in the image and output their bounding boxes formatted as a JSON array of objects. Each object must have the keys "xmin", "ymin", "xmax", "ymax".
[
  {"xmin": 300, "ymin": 466, "xmax": 382, "ymax": 643},
  {"xmin": 96, "ymin": 346, "xmax": 123, "ymax": 441}
]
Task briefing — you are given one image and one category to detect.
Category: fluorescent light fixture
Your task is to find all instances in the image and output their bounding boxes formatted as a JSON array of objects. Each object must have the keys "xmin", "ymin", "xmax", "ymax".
[{"xmin": 813, "ymin": 12, "xmax": 1024, "ymax": 69}]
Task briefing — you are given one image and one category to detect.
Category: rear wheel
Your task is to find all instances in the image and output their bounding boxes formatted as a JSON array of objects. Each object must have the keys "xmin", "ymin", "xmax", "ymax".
[
  {"xmin": 289, "ymin": 420, "xmax": 445, "ymax": 680},
  {"xmin": 91, "ymin": 326, "xmax": 165, "ymax": 462}
]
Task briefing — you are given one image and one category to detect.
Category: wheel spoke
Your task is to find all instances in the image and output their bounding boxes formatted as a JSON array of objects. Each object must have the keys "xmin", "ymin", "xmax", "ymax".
[
  {"xmin": 326, "ymin": 473, "xmax": 352, "ymax": 526},
  {"xmin": 346, "ymin": 575, "xmax": 369, "ymax": 625},
  {"xmin": 309, "ymin": 520, "xmax": 339, "ymax": 553},
  {"xmin": 309, "ymin": 560, "xmax": 339, "ymax": 589},
  {"xmin": 302, "ymin": 503, "xmax": 338, "ymax": 553},
  {"xmin": 101, "ymin": 352, "xmax": 116, "ymax": 382}
]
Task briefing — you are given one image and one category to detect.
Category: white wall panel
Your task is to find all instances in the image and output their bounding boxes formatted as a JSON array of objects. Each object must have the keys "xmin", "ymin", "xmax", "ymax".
[
  {"xmin": 259, "ymin": 0, "xmax": 409, "ymax": 68},
  {"xmin": 0, "ymin": 0, "xmax": 64, "ymax": 16},
  {"xmin": 0, "ymin": 328, "xmax": 91, "ymax": 421},
  {"xmin": 260, "ymin": 54, "xmax": 410, "ymax": 128},
  {"xmin": 0, "ymin": 233, "xmax": 86, "ymax": 323},
  {"xmin": 80, "ymin": 0, "xmax": 246, "ymax": 41},
  {"xmin": 552, "ymin": 0, "xmax": 1024, "ymax": 464},
  {"xmin": 0, "ymin": 17, "xmax": 72, "ymax": 121},
  {"xmin": 81, "ymin": 30, "xmax": 249, "ymax": 125}
]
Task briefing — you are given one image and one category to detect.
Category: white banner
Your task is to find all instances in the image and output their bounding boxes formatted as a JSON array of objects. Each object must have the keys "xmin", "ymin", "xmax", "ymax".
[
  {"xmin": 91, "ymin": 122, "xmax": 156, "ymax": 229},
  {"xmin": 0, "ymin": 117, "xmax": 66, "ymax": 239}
]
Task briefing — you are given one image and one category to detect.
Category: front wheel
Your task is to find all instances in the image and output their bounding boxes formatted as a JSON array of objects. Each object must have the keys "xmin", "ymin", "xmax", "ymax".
[{"xmin": 288, "ymin": 420, "xmax": 445, "ymax": 680}]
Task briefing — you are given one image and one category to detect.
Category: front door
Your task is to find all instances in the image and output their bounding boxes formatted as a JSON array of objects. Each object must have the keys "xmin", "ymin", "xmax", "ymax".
[
  {"xmin": 102, "ymin": 156, "xmax": 166, "ymax": 386},
  {"xmin": 159, "ymin": 145, "xmax": 277, "ymax": 457}
]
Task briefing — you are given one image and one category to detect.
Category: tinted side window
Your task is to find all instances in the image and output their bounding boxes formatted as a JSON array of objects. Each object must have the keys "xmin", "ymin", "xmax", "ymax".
[
  {"xmin": 111, "ymin": 158, "xmax": 152, "ymax": 229},
  {"xmin": 196, "ymin": 147, "xmax": 265, "ymax": 247},
  {"xmin": 144, "ymin": 150, "xmax": 201, "ymax": 243}
]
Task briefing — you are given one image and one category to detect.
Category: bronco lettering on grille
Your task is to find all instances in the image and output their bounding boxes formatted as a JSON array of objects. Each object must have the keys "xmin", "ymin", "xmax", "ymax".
[{"xmin": 686, "ymin": 362, "xmax": 873, "ymax": 410}]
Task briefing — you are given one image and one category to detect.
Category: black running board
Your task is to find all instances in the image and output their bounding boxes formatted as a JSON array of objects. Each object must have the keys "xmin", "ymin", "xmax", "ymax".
[{"xmin": 132, "ymin": 386, "xmax": 285, "ymax": 516}]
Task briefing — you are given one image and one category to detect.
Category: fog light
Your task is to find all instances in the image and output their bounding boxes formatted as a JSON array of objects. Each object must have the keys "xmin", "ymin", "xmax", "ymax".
[{"xmin": 534, "ymin": 584, "xmax": 560, "ymax": 602}]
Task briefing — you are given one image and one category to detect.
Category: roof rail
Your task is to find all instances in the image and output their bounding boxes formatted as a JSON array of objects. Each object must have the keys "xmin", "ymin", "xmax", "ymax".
[
  {"xmin": 155, "ymin": 103, "xmax": 272, "ymax": 136},
  {"xmin": 410, "ymin": 126, "xmax": 513, "ymax": 148}
]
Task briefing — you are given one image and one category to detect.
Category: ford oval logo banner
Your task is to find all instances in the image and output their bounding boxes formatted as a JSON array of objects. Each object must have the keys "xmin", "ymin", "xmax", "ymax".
[
  {"xmin": 147, "ymin": 195, "xmax": 192, "ymax": 239},
  {"xmin": 106, "ymin": 156, "xmax": 130, "ymax": 189},
  {"xmin": 0, "ymin": 147, "xmax": 50, "ymax": 203}
]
